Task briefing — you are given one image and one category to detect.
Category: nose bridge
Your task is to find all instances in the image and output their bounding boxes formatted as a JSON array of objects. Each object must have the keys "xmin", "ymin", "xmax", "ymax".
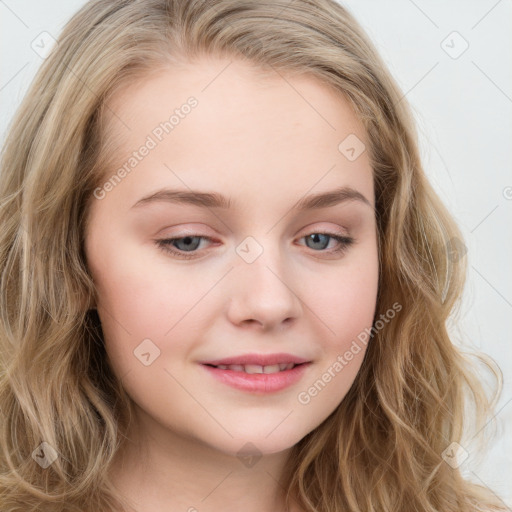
[{"xmin": 227, "ymin": 234, "xmax": 302, "ymax": 328}]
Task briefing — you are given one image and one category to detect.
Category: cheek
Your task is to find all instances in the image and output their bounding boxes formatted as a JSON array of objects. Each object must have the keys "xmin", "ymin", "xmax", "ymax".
[
  {"xmin": 91, "ymin": 250, "xmax": 215, "ymax": 382},
  {"xmin": 312, "ymin": 255, "xmax": 379, "ymax": 347},
  {"xmin": 89, "ymin": 234, "xmax": 191, "ymax": 331},
  {"xmin": 297, "ymin": 263, "xmax": 378, "ymax": 410}
]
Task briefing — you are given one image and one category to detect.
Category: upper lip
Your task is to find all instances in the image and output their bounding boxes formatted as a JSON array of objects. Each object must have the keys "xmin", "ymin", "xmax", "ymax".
[{"xmin": 199, "ymin": 353, "xmax": 311, "ymax": 367}]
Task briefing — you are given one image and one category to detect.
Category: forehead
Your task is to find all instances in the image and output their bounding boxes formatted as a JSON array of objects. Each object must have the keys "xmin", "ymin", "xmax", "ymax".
[
  {"xmin": 103, "ymin": 56, "xmax": 367, "ymax": 151},
  {"xmin": 94, "ymin": 56, "xmax": 373, "ymax": 214}
]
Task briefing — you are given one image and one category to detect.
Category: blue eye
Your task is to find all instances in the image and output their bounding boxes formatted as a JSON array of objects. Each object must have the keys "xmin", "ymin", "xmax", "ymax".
[
  {"xmin": 302, "ymin": 232, "xmax": 352, "ymax": 252},
  {"xmin": 155, "ymin": 232, "xmax": 354, "ymax": 260},
  {"xmin": 156, "ymin": 235, "xmax": 211, "ymax": 260}
]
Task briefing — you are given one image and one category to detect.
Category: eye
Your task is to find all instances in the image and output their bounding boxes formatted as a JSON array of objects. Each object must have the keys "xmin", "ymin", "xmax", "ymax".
[
  {"xmin": 155, "ymin": 231, "xmax": 355, "ymax": 260},
  {"xmin": 299, "ymin": 232, "xmax": 354, "ymax": 255},
  {"xmin": 156, "ymin": 235, "xmax": 212, "ymax": 260}
]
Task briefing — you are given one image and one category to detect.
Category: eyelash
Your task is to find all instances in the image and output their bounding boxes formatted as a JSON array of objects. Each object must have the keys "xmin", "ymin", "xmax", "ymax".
[{"xmin": 155, "ymin": 231, "xmax": 355, "ymax": 260}]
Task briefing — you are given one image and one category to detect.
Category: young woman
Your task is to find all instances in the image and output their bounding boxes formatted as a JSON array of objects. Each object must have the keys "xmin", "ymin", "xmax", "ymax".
[{"xmin": 0, "ymin": 1, "xmax": 507, "ymax": 511}]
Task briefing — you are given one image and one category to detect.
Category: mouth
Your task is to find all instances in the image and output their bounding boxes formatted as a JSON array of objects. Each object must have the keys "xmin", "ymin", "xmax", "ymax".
[
  {"xmin": 202, "ymin": 362, "xmax": 304, "ymax": 374},
  {"xmin": 199, "ymin": 361, "xmax": 311, "ymax": 393}
]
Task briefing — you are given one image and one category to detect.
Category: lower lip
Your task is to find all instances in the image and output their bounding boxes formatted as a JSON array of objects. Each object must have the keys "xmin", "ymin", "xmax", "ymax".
[{"xmin": 200, "ymin": 363, "xmax": 311, "ymax": 393}]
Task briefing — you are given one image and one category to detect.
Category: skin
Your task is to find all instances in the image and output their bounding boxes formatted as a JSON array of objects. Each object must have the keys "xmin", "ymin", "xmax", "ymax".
[{"xmin": 84, "ymin": 56, "xmax": 379, "ymax": 512}]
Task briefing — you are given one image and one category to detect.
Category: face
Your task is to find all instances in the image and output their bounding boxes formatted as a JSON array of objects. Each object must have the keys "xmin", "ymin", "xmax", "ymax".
[{"xmin": 84, "ymin": 56, "xmax": 379, "ymax": 458}]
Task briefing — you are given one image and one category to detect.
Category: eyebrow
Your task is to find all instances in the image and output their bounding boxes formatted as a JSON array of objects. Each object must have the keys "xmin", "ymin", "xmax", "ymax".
[{"xmin": 130, "ymin": 185, "xmax": 373, "ymax": 211}]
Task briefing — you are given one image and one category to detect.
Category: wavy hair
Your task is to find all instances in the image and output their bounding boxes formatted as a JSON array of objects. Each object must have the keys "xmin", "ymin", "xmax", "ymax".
[{"xmin": 0, "ymin": 0, "xmax": 507, "ymax": 510}]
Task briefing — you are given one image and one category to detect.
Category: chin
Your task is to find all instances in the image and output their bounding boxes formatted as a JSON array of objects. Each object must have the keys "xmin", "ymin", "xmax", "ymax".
[{"xmin": 207, "ymin": 429, "xmax": 306, "ymax": 460}]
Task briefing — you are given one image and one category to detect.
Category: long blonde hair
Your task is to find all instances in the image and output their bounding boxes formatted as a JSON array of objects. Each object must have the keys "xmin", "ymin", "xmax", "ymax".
[{"xmin": 0, "ymin": 1, "xmax": 506, "ymax": 511}]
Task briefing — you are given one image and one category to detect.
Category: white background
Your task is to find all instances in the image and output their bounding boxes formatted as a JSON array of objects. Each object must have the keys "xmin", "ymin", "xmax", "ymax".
[{"xmin": 1, "ymin": 0, "xmax": 510, "ymax": 507}]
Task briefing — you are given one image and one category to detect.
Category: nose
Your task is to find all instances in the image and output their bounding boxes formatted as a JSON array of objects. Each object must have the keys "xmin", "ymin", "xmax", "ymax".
[{"xmin": 226, "ymin": 245, "xmax": 303, "ymax": 330}]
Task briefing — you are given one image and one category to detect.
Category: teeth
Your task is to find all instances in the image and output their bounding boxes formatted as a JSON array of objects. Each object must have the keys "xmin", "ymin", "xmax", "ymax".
[
  {"xmin": 214, "ymin": 363, "xmax": 297, "ymax": 373},
  {"xmin": 244, "ymin": 364, "xmax": 264, "ymax": 374}
]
